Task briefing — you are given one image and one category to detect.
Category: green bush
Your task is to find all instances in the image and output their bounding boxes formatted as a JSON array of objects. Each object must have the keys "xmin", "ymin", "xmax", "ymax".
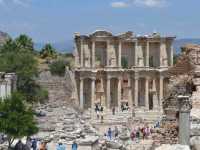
[{"xmin": 49, "ymin": 60, "xmax": 68, "ymax": 76}]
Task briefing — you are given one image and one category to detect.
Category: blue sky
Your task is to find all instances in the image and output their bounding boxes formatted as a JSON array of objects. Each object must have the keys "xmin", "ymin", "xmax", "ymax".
[{"xmin": 0, "ymin": 0, "xmax": 200, "ymax": 43}]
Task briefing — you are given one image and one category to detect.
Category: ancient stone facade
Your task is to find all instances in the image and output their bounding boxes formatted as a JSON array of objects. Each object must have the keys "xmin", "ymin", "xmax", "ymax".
[
  {"xmin": 74, "ymin": 30, "xmax": 175, "ymax": 113},
  {"xmin": 0, "ymin": 72, "xmax": 17, "ymax": 99}
]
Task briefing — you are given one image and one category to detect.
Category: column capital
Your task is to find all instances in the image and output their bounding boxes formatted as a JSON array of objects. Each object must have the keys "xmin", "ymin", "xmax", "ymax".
[{"xmin": 178, "ymin": 95, "xmax": 192, "ymax": 113}]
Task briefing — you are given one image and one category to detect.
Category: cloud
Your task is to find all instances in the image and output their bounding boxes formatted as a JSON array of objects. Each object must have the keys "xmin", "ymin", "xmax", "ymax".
[
  {"xmin": 111, "ymin": 0, "xmax": 168, "ymax": 8},
  {"xmin": 0, "ymin": 0, "xmax": 31, "ymax": 7},
  {"xmin": 111, "ymin": 1, "xmax": 129, "ymax": 8},
  {"xmin": 134, "ymin": 0, "xmax": 167, "ymax": 7}
]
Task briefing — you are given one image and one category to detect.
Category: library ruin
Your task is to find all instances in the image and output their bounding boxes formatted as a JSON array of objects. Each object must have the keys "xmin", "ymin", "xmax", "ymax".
[{"xmin": 74, "ymin": 30, "xmax": 175, "ymax": 116}]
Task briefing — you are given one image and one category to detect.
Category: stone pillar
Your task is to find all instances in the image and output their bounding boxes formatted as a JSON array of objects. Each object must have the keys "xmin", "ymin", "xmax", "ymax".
[
  {"xmin": 79, "ymin": 78, "xmax": 84, "ymax": 109},
  {"xmin": 80, "ymin": 39, "xmax": 84, "ymax": 67},
  {"xmin": 152, "ymin": 78, "xmax": 159, "ymax": 110},
  {"xmin": 159, "ymin": 76, "xmax": 164, "ymax": 109},
  {"xmin": 146, "ymin": 41, "xmax": 149, "ymax": 67},
  {"xmin": 178, "ymin": 95, "xmax": 192, "ymax": 145},
  {"xmin": 134, "ymin": 74, "xmax": 139, "ymax": 107},
  {"xmin": 106, "ymin": 40, "xmax": 110, "ymax": 67},
  {"xmin": 145, "ymin": 77, "xmax": 149, "ymax": 110},
  {"xmin": 118, "ymin": 40, "xmax": 122, "ymax": 67},
  {"xmin": 106, "ymin": 77, "xmax": 111, "ymax": 109},
  {"xmin": 170, "ymin": 43, "xmax": 174, "ymax": 66},
  {"xmin": 128, "ymin": 75, "xmax": 133, "ymax": 109},
  {"xmin": 92, "ymin": 40, "xmax": 95, "ymax": 68},
  {"xmin": 117, "ymin": 77, "xmax": 122, "ymax": 108},
  {"xmin": 91, "ymin": 77, "xmax": 96, "ymax": 109},
  {"xmin": 135, "ymin": 41, "xmax": 138, "ymax": 67}
]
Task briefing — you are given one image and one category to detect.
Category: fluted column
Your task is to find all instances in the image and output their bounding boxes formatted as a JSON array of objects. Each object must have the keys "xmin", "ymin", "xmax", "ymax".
[
  {"xmin": 117, "ymin": 77, "xmax": 122, "ymax": 107},
  {"xmin": 92, "ymin": 40, "xmax": 95, "ymax": 68},
  {"xmin": 128, "ymin": 75, "xmax": 133, "ymax": 109},
  {"xmin": 118, "ymin": 40, "xmax": 122, "ymax": 67},
  {"xmin": 134, "ymin": 74, "xmax": 139, "ymax": 107},
  {"xmin": 106, "ymin": 40, "xmax": 110, "ymax": 67},
  {"xmin": 146, "ymin": 41, "xmax": 149, "ymax": 67},
  {"xmin": 79, "ymin": 78, "xmax": 84, "ymax": 109},
  {"xmin": 145, "ymin": 77, "xmax": 149, "ymax": 110},
  {"xmin": 152, "ymin": 78, "xmax": 159, "ymax": 110},
  {"xmin": 170, "ymin": 43, "xmax": 174, "ymax": 66},
  {"xmin": 134, "ymin": 41, "xmax": 138, "ymax": 67},
  {"xmin": 106, "ymin": 77, "xmax": 111, "ymax": 109},
  {"xmin": 80, "ymin": 39, "xmax": 84, "ymax": 67},
  {"xmin": 91, "ymin": 77, "xmax": 96, "ymax": 109},
  {"xmin": 159, "ymin": 76, "xmax": 164, "ymax": 109}
]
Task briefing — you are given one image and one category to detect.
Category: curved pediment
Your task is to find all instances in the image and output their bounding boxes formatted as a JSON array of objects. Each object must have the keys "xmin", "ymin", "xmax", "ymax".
[{"xmin": 90, "ymin": 30, "xmax": 113, "ymax": 37}]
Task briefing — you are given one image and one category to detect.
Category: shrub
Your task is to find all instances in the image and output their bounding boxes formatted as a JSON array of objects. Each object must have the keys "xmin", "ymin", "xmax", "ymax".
[{"xmin": 49, "ymin": 60, "xmax": 68, "ymax": 76}]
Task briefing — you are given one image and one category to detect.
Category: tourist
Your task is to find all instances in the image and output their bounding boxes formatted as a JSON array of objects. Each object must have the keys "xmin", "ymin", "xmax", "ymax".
[
  {"xmin": 100, "ymin": 106, "xmax": 104, "ymax": 112},
  {"xmin": 22, "ymin": 143, "xmax": 30, "ymax": 150},
  {"xmin": 31, "ymin": 139, "xmax": 37, "ymax": 150},
  {"xmin": 100, "ymin": 113, "xmax": 104, "ymax": 123},
  {"xmin": 97, "ymin": 110, "xmax": 100, "ymax": 120},
  {"xmin": 114, "ymin": 126, "xmax": 119, "ymax": 138},
  {"xmin": 14, "ymin": 140, "xmax": 23, "ymax": 150},
  {"xmin": 95, "ymin": 104, "xmax": 98, "ymax": 113},
  {"xmin": 121, "ymin": 104, "xmax": 124, "ymax": 112},
  {"xmin": 26, "ymin": 137, "xmax": 32, "ymax": 149},
  {"xmin": 108, "ymin": 128, "xmax": 112, "ymax": 140},
  {"xmin": 112, "ymin": 107, "xmax": 115, "ymax": 115},
  {"xmin": 72, "ymin": 141, "xmax": 78, "ymax": 150},
  {"xmin": 39, "ymin": 142, "xmax": 46, "ymax": 150},
  {"xmin": 56, "ymin": 141, "xmax": 66, "ymax": 150},
  {"xmin": 130, "ymin": 129, "xmax": 136, "ymax": 141}
]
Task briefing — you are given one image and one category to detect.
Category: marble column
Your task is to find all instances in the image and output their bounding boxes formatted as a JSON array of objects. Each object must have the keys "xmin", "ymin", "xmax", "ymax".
[
  {"xmin": 91, "ymin": 77, "xmax": 96, "ymax": 109},
  {"xmin": 106, "ymin": 77, "xmax": 111, "ymax": 109},
  {"xmin": 79, "ymin": 78, "xmax": 84, "ymax": 109},
  {"xmin": 106, "ymin": 40, "xmax": 110, "ymax": 67},
  {"xmin": 6, "ymin": 81, "xmax": 11, "ymax": 97},
  {"xmin": 92, "ymin": 40, "xmax": 95, "ymax": 68},
  {"xmin": 134, "ymin": 74, "xmax": 139, "ymax": 107},
  {"xmin": 117, "ymin": 77, "xmax": 122, "ymax": 108},
  {"xmin": 146, "ymin": 41, "xmax": 149, "ymax": 67},
  {"xmin": 170, "ymin": 43, "xmax": 174, "ymax": 67},
  {"xmin": 128, "ymin": 75, "xmax": 133, "ymax": 109},
  {"xmin": 145, "ymin": 77, "xmax": 149, "ymax": 110},
  {"xmin": 152, "ymin": 78, "xmax": 159, "ymax": 110},
  {"xmin": 118, "ymin": 40, "xmax": 122, "ymax": 67},
  {"xmin": 159, "ymin": 76, "xmax": 164, "ymax": 109},
  {"xmin": 178, "ymin": 95, "xmax": 192, "ymax": 145},
  {"xmin": 80, "ymin": 39, "xmax": 84, "ymax": 67},
  {"xmin": 135, "ymin": 41, "xmax": 138, "ymax": 67}
]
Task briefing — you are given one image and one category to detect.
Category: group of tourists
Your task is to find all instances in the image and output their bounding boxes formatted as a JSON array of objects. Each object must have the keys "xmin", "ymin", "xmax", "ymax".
[
  {"xmin": 95, "ymin": 104, "xmax": 104, "ymax": 123},
  {"xmin": 130, "ymin": 126, "xmax": 152, "ymax": 142},
  {"xmin": 104, "ymin": 126, "xmax": 119, "ymax": 140},
  {"xmin": 104, "ymin": 125, "xmax": 152, "ymax": 143},
  {"xmin": 121, "ymin": 102, "xmax": 129, "ymax": 112},
  {"xmin": 13, "ymin": 138, "xmax": 78, "ymax": 150}
]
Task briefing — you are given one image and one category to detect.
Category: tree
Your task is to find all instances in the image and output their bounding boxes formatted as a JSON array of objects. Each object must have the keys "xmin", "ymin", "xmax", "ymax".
[
  {"xmin": 0, "ymin": 92, "xmax": 38, "ymax": 148},
  {"xmin": 49, "ymin": 60, "xmax": 68, "ymax": 76},
  {"xmin": 15, "ymin": 34, "xmax": 34, "ymax": 52},
  {"xmin": 40, "ymin": 43, "xmax": 57, "ymax": 59},
  {"xmin": 0, "ymin": 35, "xmax": 48, "ymax": 103}
]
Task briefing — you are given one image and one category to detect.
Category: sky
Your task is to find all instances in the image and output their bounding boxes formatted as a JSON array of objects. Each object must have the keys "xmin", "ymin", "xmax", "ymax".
[{"xmin": 0, "ymin": 0, "xmax": 200, "ymax": 43}]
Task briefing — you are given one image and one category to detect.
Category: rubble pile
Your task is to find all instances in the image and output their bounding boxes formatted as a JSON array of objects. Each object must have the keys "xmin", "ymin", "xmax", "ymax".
[
  {"xmin": 152, "ymin": 121, "xmax": 178, "ymax": 146},
  {"xmin": 34, "ymin": 71, "xmax": 99, "ymax": 145}
]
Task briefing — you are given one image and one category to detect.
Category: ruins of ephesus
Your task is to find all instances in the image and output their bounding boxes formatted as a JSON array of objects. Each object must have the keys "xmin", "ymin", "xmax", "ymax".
[
  {"xmin": 0, "ymin": 73, "xmax": 17, "ymax": 99},
  {"xmin": 74, "ymin": 30, "xmax": 175, "ymax": 117}
]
